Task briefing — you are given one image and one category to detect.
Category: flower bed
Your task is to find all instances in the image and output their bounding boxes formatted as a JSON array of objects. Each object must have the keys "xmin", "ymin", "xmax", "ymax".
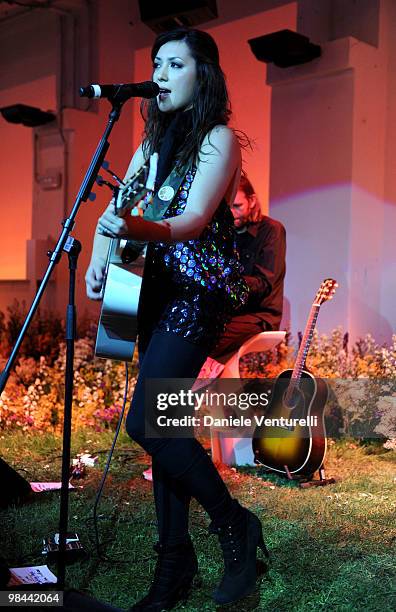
[
  {"xmin": 0, "ymin": 336, "xmax": 138, "ymax": 432},
  {"xmin": 0, "ymin": 302, "xmax": 395, "ymax": 442},
  {"xmin": 240, "ymin": 328, "xmax": 396, "ymax": 444}
]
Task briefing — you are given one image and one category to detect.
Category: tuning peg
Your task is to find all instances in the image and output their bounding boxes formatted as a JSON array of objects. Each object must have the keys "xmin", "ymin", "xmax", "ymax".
[
  {"xmin": 102, "ymin": 162, "xmax": 125, "ymax": 186},
  {"xmin": 96, "ymin": 176, "xmax": 117, "ymax": 192}
]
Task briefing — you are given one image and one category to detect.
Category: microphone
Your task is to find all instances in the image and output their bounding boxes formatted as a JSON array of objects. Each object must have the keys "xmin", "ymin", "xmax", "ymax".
[{"xmin": 79, "ymin": 81, "xmax": 159, "ymax": 101}]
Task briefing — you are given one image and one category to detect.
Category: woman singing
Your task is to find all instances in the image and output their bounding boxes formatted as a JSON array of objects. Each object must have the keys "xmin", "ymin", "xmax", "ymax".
[{"xmin": 85, "ymin": 27, "xmax": 268, "ymax": 611}]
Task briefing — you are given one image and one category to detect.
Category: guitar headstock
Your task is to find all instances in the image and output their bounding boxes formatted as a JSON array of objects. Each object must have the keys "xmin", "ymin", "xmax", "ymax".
[
  {"xmin": 115, "ymin": 152, "xmax": 158, "ymax": 215},
  {"xmin": 314, "ymin": 278, "xmax": 338, "ymax": 305}
]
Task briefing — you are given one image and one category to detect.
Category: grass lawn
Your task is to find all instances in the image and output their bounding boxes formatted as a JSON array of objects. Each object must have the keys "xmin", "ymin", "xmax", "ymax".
[{"xmin": 0, "ymin": 430, "xmax": 395, "ymax": 611}]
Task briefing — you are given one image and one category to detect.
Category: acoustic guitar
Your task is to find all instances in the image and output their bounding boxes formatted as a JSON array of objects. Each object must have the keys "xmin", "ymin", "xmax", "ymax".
[
  {"xmin": 95, "ymin": 155, "xmax": 157, "ymax": 362},
  {"xmin": 252, "ymin": 278, "xmax": 338, "ymax": 477}
]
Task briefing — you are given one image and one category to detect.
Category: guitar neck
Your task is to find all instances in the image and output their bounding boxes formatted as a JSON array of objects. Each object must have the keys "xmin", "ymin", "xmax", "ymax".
[
  {"xmin": 283, "ymin": 278, "xmax": 337, "ymax": 406},
  {"xmin": 108, "ymin": 236, "xmax": 130, "ymax": 265},
  {"xmin": 285, "ymin": 304, "xmax": 320, "ymax": 402}
]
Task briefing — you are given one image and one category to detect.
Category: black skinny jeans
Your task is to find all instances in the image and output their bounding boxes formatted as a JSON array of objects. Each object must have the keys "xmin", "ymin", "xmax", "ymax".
[{"xmin": 125, "ymin": 331, "xmax": 234, "ymax": 545}]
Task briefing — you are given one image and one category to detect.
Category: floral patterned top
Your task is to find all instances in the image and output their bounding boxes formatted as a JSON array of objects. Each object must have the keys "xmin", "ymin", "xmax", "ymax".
[{"xmin": 137, "ymin": 167, "xmax": 248, "ymax": 353}]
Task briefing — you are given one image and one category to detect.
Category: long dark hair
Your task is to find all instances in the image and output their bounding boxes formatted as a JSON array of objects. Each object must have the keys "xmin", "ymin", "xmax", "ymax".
[{"xmin": 141, "ymin": 28, "xmax": 231, "ymax": 169}]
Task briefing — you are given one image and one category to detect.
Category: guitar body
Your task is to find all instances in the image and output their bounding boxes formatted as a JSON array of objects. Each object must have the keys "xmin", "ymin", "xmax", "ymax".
[
  {"xmin": 95, "ymin": 240, "xmax": 144, "ymax": 362},
  {"xmin": 252, "ymin": 369, "xmax": 328, "ymax": 477},
  {"xmin": 94, "ymin": 157, "xmax": 158, "ymax": 362}
]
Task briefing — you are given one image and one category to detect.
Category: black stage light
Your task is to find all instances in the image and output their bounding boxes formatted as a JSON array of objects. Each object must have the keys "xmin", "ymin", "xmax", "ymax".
[
  {"xmin": 0, "ymin": 557, "xmax": 10, "ymax": 589},
  {"xmin": 0, "ymin": 457, "xmax": 32, "ymax": 508},
  {"xmin": 0, "ymin": 104, "xmax": 56, "ymax": 127},
  {"xmin": 248, "ymin": 29, "xmax": 321, "ymax": 68},
  {"xmin": 138, "ymin": 0, "xmax": 218, "ymax": 33}
]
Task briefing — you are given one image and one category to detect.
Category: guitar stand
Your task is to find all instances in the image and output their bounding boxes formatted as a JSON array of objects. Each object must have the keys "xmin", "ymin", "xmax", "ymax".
[{"xmin": 283, "ymin": 464, "xmax": 336, "ymax": 488}]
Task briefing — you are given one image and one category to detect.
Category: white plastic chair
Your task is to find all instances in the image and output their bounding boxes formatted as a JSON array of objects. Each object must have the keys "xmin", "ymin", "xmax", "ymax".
[{"xmin": 210, "ymin": 331, "xmax": 286, "ymax": 466}]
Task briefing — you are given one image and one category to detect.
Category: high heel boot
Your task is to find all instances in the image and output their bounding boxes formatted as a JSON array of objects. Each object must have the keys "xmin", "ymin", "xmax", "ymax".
[
  {"xmin": 209, "ymin": 500, "xmax": 269, "ymax": 605},
  {"xmin": 129, "ymin": 537, "xmax": 199, "ymax": 611}
]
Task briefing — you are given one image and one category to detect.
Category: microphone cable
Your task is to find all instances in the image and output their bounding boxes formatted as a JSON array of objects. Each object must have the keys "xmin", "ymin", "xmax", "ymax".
[{"xmin": 91, "ymin": 361, "xmax": 130, "ymax": 560}]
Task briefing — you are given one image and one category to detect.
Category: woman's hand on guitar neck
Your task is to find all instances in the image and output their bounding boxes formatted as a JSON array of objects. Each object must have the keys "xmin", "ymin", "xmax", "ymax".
[
  {"xmin": 97, "ymin": 201, "xmax": 127, "ymax": 238},
  {"xmin": 85, "ymin": 256, "xmax": 106, "ymax": 300},
  {"xmin": 97, "ymin": 201, "xmax": 172, "ymax": 242}
]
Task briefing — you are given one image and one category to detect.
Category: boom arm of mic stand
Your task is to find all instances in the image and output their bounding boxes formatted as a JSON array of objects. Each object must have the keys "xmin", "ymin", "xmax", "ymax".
[{"xmin": 0, "ymin": 102, "xmax": 124, "ymax": 396}]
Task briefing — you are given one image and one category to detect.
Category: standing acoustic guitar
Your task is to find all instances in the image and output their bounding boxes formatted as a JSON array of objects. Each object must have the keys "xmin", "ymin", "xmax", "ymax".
[{"xmin": 252, "ymin": 279, "xmax": 338, "ymax": 477}]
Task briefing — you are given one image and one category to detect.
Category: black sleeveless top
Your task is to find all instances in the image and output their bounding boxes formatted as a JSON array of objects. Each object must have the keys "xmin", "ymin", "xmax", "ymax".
[{"xmin": 137, "ymin": 166, "xmax": 248, "ymax": 353}]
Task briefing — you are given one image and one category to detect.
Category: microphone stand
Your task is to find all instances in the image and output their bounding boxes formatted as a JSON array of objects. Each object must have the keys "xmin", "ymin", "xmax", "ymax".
[{"xmin": 0, "ymin": 96, "xmax": 127, "ymax": 591}]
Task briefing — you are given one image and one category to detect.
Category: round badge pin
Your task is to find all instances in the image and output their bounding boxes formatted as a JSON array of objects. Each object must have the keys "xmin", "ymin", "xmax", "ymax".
[{"xmin": 158, "ymin": 186, "xmax": 175, "ymax": 201}]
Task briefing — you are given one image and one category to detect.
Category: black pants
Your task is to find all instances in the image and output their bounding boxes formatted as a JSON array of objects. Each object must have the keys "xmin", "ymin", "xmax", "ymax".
[{"xmin": 125, "ymin": 331, "xmax": 234, "ymax": 545}]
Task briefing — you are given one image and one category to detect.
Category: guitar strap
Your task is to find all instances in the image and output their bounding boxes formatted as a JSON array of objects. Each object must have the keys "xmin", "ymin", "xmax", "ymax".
[
  {"xmin": 121, "ymin": 163, "xmax": 189, "ymax": 262},
  {"xmin": 144, "ymin": 162, "xmax": 189, "ymax": 222}
]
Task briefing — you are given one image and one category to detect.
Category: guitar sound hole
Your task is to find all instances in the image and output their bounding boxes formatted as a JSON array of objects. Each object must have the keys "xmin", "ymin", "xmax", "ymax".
[{"xmin": 282, "ymin": 387, "xmax": 302, "ymax": 411}]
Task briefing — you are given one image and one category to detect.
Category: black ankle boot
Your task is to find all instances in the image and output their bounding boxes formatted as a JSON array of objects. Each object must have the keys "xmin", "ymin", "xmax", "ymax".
[
  {"xmin": 209, "ymin": 500, "xmax": 269, "ymax": 605},
  {"xmin": 129, "ymin": 537, "xmax": 199, "ymax": 611}
]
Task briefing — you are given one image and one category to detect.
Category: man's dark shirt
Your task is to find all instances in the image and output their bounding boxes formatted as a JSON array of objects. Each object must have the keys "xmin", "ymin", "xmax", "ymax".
[{"xmin": 236, "ymin": 216, "xmax": 286, "ymax": 330}]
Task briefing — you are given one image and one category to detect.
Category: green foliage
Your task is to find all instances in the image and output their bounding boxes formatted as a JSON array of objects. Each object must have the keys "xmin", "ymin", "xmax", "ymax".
[
  {"xmin": 0, "ymin": 299, "xmax": 64, "ymax": 364},
  {"xmin": 0, "ymin": 302, "xmax": 138, "ymax": 432},
  {"xmin": 241, "ymin": 328, "xmax": 396, "ymax": 444},
  {"xmin": 1, "ymin": 309, "xmax": 395, "ymax": 445}
]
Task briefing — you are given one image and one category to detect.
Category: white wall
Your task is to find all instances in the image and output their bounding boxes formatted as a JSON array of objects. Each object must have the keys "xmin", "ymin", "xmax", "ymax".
[
  {"xmin": 270, "ymin": 0, "xmax": 395, "ymax": 343},
  {"xmin": 0, "ymin": 0, "xmax": 394, "ymax": 346}
]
